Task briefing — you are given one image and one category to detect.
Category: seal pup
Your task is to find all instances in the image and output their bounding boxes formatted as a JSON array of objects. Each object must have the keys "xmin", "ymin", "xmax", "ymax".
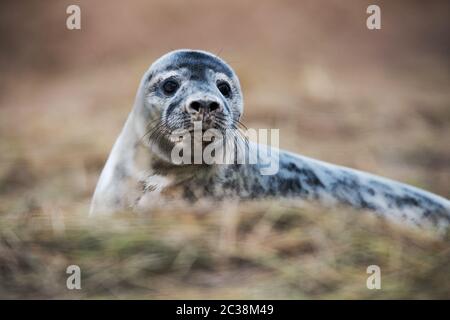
[{"xmin": 90, "ymin": 49, "xmax": 450, "ymax": 230}]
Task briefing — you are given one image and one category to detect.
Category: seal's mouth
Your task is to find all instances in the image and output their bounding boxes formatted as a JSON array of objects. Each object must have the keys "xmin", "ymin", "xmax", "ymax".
[
  {"xmin": 187, "ymin": 122, "xmax": 221, "ymax": 133},
  {"xmin": 183, "ymin": 121, "xmax": 225, "ymax": 144},
  {"xmin": 146, "ymin": 118, "xmax": 226, "ymax": 147},
  {"xmin": 144, "ymin": 109, "xmax": 247, "ymax": 159},
  {"xmin": 144, "ymin": 113, "xmax": 248, "ymax": 166}
]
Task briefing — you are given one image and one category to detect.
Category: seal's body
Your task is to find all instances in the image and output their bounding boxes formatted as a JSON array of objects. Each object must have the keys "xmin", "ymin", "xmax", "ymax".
[{"xmin": 90, "ymin": 49, "xmax": 450, "ymax": 229}]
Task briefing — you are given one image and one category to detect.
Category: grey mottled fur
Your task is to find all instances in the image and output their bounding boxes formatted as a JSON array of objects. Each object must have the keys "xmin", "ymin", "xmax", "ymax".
[{"xmin": 90, "ymin": 49, "xmax": 450, "ymax": 230}]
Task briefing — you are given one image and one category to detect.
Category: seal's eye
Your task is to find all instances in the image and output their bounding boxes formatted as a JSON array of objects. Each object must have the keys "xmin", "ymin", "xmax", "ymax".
[
  {"xmin": 217, "ymin": 81, "xmax": 231, "ymax": 98},
  {"xmin": 161, "ymin": 79, "xmax": 179, "ymax": 95}
]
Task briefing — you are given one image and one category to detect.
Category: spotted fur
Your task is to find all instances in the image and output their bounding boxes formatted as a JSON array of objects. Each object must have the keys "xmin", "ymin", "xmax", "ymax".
[{"xmin": 90, "ymin": 50, "xmax": 450, "ymax": 230}]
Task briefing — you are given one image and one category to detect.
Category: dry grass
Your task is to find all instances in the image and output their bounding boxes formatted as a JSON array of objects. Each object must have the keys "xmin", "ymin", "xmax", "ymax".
[
  {"xmin": 1, "ymin": 201, "xmax": 449, "ymax": 299},
  {"xmin": 0, "ymin": 1, "xmax": 449, "ymax": 299}
]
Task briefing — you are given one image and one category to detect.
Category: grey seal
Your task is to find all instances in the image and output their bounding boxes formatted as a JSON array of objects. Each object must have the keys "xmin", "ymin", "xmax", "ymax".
[{"xmin": 90, "ymin": 49, "xmax": 450, "ymax": 230}]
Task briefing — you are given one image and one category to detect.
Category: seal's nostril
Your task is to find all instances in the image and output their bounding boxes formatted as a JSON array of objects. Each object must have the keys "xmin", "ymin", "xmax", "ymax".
[
  {"xmin": 187, "ymin": 99, "xmax": 222, "ymax": 114},
  {"xmin": 209, "ymin": 102, "xmax": 220, "ymax": 112}
]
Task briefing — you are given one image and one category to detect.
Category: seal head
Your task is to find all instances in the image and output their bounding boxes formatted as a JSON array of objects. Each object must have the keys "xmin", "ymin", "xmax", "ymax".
[{"xmin": 134, "ymin": 49, "xmax": 244, "ymax": 163}]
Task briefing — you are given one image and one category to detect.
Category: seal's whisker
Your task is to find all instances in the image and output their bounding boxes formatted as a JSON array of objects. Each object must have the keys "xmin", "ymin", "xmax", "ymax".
[
  {"xmin": 147, "ymin": 122, "xmax": 169, "ymax": 146},
  {"xmin": 215, "ymin": 115, "xmax": 249, "ymax": 150},
  {"xmin": 215, "ymin": 117, "xmax": 248, "ymax": 160},
  {"xmin": 141, "ymin": 122, "xmax": 163, "ymax": 144},
  {"xmin": 145, "ymin": 117, "xmax": 164, "ymax": 129},
  {"xmin": 145, "ymin": 121, "xmax": 165, "ymax": 139}
]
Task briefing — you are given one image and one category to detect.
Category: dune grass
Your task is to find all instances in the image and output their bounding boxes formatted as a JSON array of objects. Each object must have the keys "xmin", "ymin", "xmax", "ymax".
[{"xmin": 0, "ymin": 200, "xmax": 448, "ymax": 299}]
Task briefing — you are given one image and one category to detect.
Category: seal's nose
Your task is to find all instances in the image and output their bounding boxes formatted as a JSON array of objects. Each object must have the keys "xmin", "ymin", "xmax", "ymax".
[{"xmin": 186, "ymin": 99, "xmax": 223, "ymax": 114}]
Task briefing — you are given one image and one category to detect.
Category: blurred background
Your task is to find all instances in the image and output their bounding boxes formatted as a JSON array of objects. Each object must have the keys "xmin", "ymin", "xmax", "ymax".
[{"xmin": 0, "ymin": 0, "xmax": 449, "ymax": 299}]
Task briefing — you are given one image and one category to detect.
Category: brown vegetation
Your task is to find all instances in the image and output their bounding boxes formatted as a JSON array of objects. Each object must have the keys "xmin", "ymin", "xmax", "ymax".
[{"xmin": 0, "ymin": 0, "xmax": 448, "ymax": 298}]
